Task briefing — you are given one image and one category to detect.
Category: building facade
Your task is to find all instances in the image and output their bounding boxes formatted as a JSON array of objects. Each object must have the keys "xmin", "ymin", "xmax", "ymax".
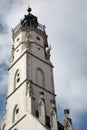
[
  {"xmin": 1, "ymin": 6, "xmax": 73, "ymax": 130},
  {"xmin": 1, "ymin": 8, "xmax": 61, "ymax": 130}
]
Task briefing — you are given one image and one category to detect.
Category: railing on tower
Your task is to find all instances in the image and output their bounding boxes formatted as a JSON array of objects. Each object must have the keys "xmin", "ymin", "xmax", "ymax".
[
  {"xmin": 13, "ymin": 22, "xmax": 45, "ymax": 33},
  {"xmin": 38, "ymin": 23, "xmax": 45, "ymax": 31},
  {"xmin": 13, "ymin": 22, "xmax": 21, "ymax": 33}
]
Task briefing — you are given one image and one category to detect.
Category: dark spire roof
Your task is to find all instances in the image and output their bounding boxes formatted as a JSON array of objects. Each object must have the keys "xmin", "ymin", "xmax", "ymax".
[
  {"xmin": 13, "ymin": 7, "xmax": 45, "ymax": 33},
  {"xmin": 21, "ymin": 7, "xmax": 38, "ymax": 28}
]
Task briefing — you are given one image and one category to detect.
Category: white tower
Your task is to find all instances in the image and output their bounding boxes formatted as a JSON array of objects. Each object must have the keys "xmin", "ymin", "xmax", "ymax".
[{"xmin": 1, "ymin": 7, "xmax": 58, "ymax": 130}]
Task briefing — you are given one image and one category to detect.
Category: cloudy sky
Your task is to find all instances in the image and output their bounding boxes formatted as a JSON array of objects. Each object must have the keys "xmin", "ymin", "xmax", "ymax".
[{"xmin": 0, "ymin": 0, "xmax": 87, "ymax": 130}]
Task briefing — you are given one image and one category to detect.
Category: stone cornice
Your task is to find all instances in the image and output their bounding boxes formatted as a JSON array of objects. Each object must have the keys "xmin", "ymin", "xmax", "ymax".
[
  {"xmin": 30, "ymin": 80, "xmax": 56, "ymax": 96},
  {"xmin": 8, "ymin": 50, "xmax": 53, "ymax": 71},
  {"xmin": 6, "ymin": 79, "xmax": 27, "ymax": 100},
  {"xmin": 8, "ymin": 114, "xmax": 26, "ymax": 130}
]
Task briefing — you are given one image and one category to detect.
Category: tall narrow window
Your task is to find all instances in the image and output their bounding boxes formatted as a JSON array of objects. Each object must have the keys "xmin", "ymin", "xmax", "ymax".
[
  {"xmin": 13, "ymin": 105, "xmax": 19, "ymax": 123},
  {"xmin": 14, "ymin": 70, "xmax": 20, "ymax": 90},
  {"xmin": 36, "ymin": 68, "xmax": 45, "ymax": 88}
]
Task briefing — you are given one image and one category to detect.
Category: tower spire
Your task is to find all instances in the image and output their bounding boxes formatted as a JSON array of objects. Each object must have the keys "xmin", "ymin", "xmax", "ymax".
[
  {"xmin": 27, "ymin": 0, "xmax": 32, "ymax": 13},
  {"xmin": 27, "ymin": 0, "xmax": 30, "ymax": 8}
]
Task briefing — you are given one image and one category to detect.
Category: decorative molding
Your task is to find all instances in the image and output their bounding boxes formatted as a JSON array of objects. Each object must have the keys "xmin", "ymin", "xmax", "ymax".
[
  {"xmin": 8, "ymin": 50, "xmax": 53, "ymax": 71},
  {"xmin": 27, "ymin": 80, "xmax": 34, "ymax": 97},
  {"xmin": 30, "ymin": 80, "xmax": 56, "ymax": 96},
  {"xmin": 8, "ymin": 51, "xmax": 27, "ymax": 70},
  {"xmin": 27, "ymin": 51, "xmax": 54, "ymax": 67},
  {"xmin": 8, "ymin": 114, "xmax": 26, "ymax": 130},
  {"xmin": 6, "ymin": 79, "xmax": 27, "ymax": 99}
]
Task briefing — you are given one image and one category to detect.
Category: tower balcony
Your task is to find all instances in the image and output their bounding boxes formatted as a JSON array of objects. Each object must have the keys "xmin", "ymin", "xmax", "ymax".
[{"xmin": 13, "ymin": 13, "xmax": 46, "ymax": 33}]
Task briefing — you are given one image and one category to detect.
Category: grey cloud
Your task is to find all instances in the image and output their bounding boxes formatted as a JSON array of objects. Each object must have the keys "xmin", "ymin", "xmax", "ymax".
[
  {"xmin": 0, "ymin": 17, "xmax": 8, "ymax": 33},
  {"xmin": 44, "ymin": 0, "xmax": 87, "ymax": 124}
]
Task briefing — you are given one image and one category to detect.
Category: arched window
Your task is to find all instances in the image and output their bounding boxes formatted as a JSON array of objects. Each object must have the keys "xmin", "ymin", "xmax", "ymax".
[
  {"xmin": 14, "ymin": 70, "xmax": 20, "ymax": 90},
  {"xmin": 36, "ymin": 68, "xmax": 45, "ymax": 88},
  {"xmin": 13, "ymin": 105, "xmax": 19, "ymax": 123}
]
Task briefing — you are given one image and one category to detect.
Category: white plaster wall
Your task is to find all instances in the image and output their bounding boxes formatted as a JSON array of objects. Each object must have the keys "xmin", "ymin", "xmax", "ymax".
[
  {"xmin": 21, "ymin": 30, "xmax": 44, "ymax": 47},
  {"xmin": 8, "ymin": 53, "xmax": 27, "ymax": 95},
  {"xmin": 31, "ymin": 43, "xmax": 45, "ymax": 59},
  {"xmin": 14, "ymin": 45, "xmax": 22, "ymax": 61},
  {"xmin": 27, "ymin": 54, "xmax": 54, "ymax": 92},
  {"xmin": 5, "ymin": 82, "xmax": 27, "ymax": 128},
  {"xmin": 7, "ymin": 112, "xmax": 49, "ymax": 130},
  {"xmin": 27, "ymin": 53, "xmax": 55, "ymax": 116},
  {"xmin": 14, "ymin": 33, "xmax": 22, "ymax": 48},
  {"xmin": 30, "ymin": 31, "xmax": 44, "ymax": 47}
]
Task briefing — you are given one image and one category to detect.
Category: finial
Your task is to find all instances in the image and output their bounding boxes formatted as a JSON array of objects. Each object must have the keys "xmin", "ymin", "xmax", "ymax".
[
  {"xmin": 64, "ymin": 109, "xmax": 70, "ymax": 118},
  {"xmin": 27, "ymin": 0, "xmax": 32, "ymax": 13},
  {"xmin": 27, "ymin": 7, "xmax": 32, "ymax": 13}
]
